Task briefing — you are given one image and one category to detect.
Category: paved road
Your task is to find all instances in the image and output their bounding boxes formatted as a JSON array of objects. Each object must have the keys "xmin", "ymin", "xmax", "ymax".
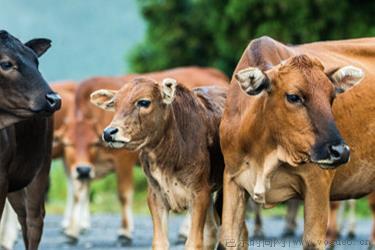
[{"xmin": 14, "ymin": 215, "xmax": 373, "ymax": 249}]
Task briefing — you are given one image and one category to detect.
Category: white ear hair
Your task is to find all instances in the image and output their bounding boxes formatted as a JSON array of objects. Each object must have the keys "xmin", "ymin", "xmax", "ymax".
[
  {"xmin": 161, "ymin": 78, "xmax": 177, "ymax": 104},
  {"xmin": 90, "ymin": 89, "xmax": 117, "ymax": 111},
  {"xmin": 330, "ymin": 65, "xmax": 364, "ymax": 92},
  {"xmin": 235, "ymin": 67, "xmax": 268, "ymax": 95}
]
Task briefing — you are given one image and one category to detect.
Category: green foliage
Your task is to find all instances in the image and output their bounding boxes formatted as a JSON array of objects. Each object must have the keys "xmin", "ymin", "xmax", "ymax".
[{"xmin": 129, "ymin": 0, "xmax": 375, "ymax": 76}]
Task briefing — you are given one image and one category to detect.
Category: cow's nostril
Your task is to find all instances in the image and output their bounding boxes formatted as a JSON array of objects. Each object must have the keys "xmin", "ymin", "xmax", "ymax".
[
  {"xmin": 328, "ymin": 145, "xmax": 341, "ymax": 159},
  {"xmin": 103, "ymin": 127, "xmax": 118, "ymax": 142},
  {"xmin": 329, "ymin": 144, "xmax": 345, "ymax": 159},
  {"xmin": 328, "ymin": 143, "xmax": 350, "ymax": 164},
  {"xmin": 109, "ymin": 128, "xmax": 118, "ymax": 135}
]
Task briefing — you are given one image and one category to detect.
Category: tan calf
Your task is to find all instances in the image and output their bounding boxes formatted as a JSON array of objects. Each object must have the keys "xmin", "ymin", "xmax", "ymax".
[{"xmin": 91, "ymin": 77, "xmax": 227, "ymax": 250}]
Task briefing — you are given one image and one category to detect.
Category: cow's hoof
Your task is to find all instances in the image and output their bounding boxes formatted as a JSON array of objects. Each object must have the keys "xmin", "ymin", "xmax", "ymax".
[
  {"xmin": 175, "ymin": 234, "xmax": 187, "ymax": 245},
  {"xmin": 252, "ymin": 229, "xmax": 265, "ymax": 239},
  {"xmin": 118, "ymin": 235, "xmax": 132, "ymax": 246},
  {"xmin": 281, "ymin": 228, "xmax": 295, "ymax": 238},
  {"xmin": 347, "ymin": 231, "xmax": 355, "ymax": 239},
  {"xmin": 65, "ymin": 235, "xmax": 78, "ymax": 245}
]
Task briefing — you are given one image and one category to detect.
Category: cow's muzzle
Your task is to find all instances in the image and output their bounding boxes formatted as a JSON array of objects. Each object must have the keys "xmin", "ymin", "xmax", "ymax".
[
  {"xmin": 76, "ymin": 165, "xmax": 94, "ymax": 180},
  {"xmin": 102, "ymin": 127, "xmax": 118, "ymax": 142},
  {"xmin": 45, "ymin": 92, "xmax": 61, "ymax": 112},
  {"xmin": 311, "ymin": 142, "xmax": 350, "ymax": 169}
]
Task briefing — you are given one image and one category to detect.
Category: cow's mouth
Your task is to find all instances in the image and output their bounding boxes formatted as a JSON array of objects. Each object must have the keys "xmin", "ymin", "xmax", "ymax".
[
  {"xmin": 311, "ymin": 159, "xmax": 341, "ymax": 169},
  {"xmin": 107, "ymin": 140, "xmax": 126, "ymax": 149}
]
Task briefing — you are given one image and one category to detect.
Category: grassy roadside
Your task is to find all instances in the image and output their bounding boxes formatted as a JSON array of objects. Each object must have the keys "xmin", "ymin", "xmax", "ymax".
[{"xmin": 47, "ymin": 160, "xmax": 371, "ymax": 218}]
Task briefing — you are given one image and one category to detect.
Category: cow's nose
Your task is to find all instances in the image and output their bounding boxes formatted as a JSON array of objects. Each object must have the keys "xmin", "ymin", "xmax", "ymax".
[
  {"xmin": 45, "ymin": 92, "xmax": 61, "ymax": 112},
  {"xmin": 103, "ymin": 127, "xmax": 118, "ymax": 142},
  {"xmin": 328, "ymin": 143, "xmax": 350, "ymax": 165},
  {"xmin": 76, "ymin": 166, "xmax": 92, "ymax": 180}
]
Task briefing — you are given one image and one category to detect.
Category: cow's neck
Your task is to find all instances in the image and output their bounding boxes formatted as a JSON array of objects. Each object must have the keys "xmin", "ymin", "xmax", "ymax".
[
  {"xmin": 240, "ymin": 95, "xmax": 281, "ymax": 204},
  {"xmin": 143, "ymin": 112, "xmax": 192, "ymax": 172}
]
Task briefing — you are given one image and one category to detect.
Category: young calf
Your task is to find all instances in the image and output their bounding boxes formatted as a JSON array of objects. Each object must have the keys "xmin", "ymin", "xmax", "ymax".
[{"xmin": 91, "ymin": 77, "xmax": 227, "ymax": 249}]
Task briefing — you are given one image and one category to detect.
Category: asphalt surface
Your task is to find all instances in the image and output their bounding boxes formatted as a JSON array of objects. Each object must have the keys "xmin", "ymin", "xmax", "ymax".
[{"xmin": 13, "ymin": 215, "xmax": 373, "ymax": 250}]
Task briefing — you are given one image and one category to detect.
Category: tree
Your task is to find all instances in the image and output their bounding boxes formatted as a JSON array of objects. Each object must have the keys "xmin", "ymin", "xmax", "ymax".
[{"xmin": 129, "ymin": 0, "xmax": 375, "ymax": 76}]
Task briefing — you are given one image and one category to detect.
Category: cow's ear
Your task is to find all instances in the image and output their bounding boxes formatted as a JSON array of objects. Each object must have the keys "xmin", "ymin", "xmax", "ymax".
[
  {"xmin": 25, "ymin": 38, "xmax": 52, "ymax": 57},
  {"xmin": 329, "ymin": 66, "xmax": 364, "ymax": 93},
  {"xmin": 235, "ymin": 67, "xmax": 270, "ymax": 95},
  {"xmin": 90, "ymin": 89, "xmax": 117, "ymax": 112},
  {"xmin": 161, "ymin": 78, "xmax": 177, "ymax": 104}
]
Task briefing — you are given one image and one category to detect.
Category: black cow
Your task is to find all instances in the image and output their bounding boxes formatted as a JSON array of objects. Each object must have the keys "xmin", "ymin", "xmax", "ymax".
[{"xmin": 0, "ymin": 30, "xmax": 61, "ymax": 250}]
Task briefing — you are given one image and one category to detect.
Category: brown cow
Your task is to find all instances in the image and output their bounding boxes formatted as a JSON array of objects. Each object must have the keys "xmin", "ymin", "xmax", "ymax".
[
  {"xmin": 91, "ymin": 77, "xmax": 227, "ymax": 250},
  {"xmin": 58, "ymin": 67, "xmax": 229, "ymax": 244},
  {"xmin": 51, "ymin": 81, "xmax": 78, "ymax": 158},
  {"xmin": 0, "ymin": 30, "xmax": 61, "ymax": 249},
  {"xmin": 219, "ymin": 36, "xmax": 374, "ymax": 250}
]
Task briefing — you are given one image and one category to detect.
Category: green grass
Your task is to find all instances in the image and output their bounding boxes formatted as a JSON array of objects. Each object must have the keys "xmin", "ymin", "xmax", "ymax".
[{"xmin": 47, "ymin": 160, "xmax": 371, "ymax": 218}]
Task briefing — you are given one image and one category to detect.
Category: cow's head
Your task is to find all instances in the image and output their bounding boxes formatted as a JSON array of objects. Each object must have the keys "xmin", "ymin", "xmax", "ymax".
[
  {"xmin": 59, "ymin": 114, "xmax": 102, "ymax": 180},
  {"xmin": 235, "ymin": 55, "xmax": 363, "ymax": 169},
  {"xmin": 90, "ymin": 77, "xmax": 177, "ymax": 151},
  {"xmin": 0, "ymin": 30, "xmax": 61, "ymax": 127}
]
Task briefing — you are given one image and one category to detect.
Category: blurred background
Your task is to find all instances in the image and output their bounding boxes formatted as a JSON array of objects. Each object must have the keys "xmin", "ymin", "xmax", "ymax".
[
  {"xmin": 1, "ymin": 0, "xmax": 375, "ymax": 217},
  {"xmin": 0, "ymin": 0, "xmax": 375, "ymax": 216}
]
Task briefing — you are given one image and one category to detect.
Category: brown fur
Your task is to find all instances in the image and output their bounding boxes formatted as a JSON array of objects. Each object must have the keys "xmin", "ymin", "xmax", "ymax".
[
  {"xmin": 220, "ymin": 37, "xmax": 375, "ymax": 250},
  {"xmin": 92, "ymin": 76, "xmax": 227, "ymax": 249},
  {"xmin": 50, "ymin": 81, "xmax": 77, "ymax": 158}
]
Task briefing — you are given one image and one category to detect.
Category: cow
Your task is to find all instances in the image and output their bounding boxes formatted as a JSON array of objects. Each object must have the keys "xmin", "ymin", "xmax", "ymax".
[
  {"xmin": 90, "ymin": 76, "xmax": 227, "ymax": 250},
  {"xmin": 218, "ymin": 36, "xmax": 374, "ymax": 250},
  {"xmin": 58, "ymin": 67, "xmax": 229, "ymax": 244},
  {"xmin": 0, "ymin": 81, "xmax": 77, "ymax": 250},
  {"xmin": 0, "ymin": 30, "xmax": 61, "ymax": 249}
]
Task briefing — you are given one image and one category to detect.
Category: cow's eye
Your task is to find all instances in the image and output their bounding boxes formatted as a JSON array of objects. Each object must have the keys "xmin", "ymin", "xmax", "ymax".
[
  {"xmin": 286, "ymin": 94, "xmax": 303, "ymax": 104},
  {"xmin": 0, "ymin": 61, "xmax": 14, "ymax": 71},
  {"xmin": 137, "ymin": 100, "xmax": 151, "ymax": 108}
]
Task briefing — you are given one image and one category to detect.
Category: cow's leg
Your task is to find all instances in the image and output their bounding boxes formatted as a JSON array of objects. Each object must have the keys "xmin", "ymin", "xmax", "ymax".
[
  {"xmin": 282, "ymin": 199, "xmax": 300, "ymax": 237},
  {"xmin": 303, "ymin": 190, "xmax": 329, "ymax": 250},
  {"xmin": 202, "ymin": 197, "xmax": 218, "ymax": 250},
  {"xmin": 114, "ymin": 158, "xmax": 135, "ymax": 245},
  {"xmin": 147, "ymin": 187, "xmax": 169, "ymax": 250},
  {"xmin": 326, "ymin": 201, "xmax": 340, "ymax": 246},
  {"xmin": 62, "ymin": 176, "xmax": 73, "ymax": 230},
  {"xmin": 219, "ymin": 171, "xmax": 248, "ymax": 250},
  {"xmin": 0, "ymin": 179, "xmax": 8, "ymax": 221},
  {"xmin": 0, "ymin": 199, "xmax": 19, "ymax": 250},
  {"xmin": 7, "ymin": 190, "xmax": 28, "ymax": 248},
  {"xmin": 24, "ymin": 161, "xmax": 51, "ymax": 250},
  {"xmin": 80, "ymin": 188, "xmax": 91, "ymax": 232},
  {"xmin": 177, "ymin": 212, "xmax": 191, "ymax": 244},
  {"xmin": 347, "ymin": 199, "xmax": 356, "ymax": 238},
  {"xmin": 368, "ymin": 193, "xmax": 375, "ymax": 247},
  {"xmin": 252, "ymin": 201, "xmax": 264, "ymax": 238},
  {"xmin": 64, "ymin": 179, "xmax": 89, "ymax": 242},
  {"xmin": 185, "ymin": 187, "xmax": 210, "ymax": 250}
]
